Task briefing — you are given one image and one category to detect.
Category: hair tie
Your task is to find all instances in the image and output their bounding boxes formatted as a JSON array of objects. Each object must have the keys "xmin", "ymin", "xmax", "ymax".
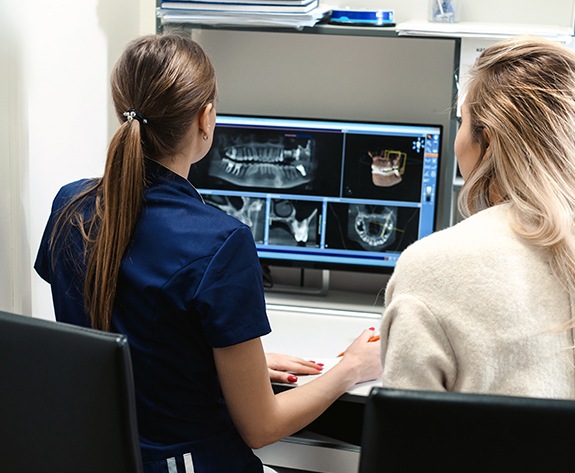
[{"xmin": 123, "ymin": 109, "xmax": 148, "ymax": 125}]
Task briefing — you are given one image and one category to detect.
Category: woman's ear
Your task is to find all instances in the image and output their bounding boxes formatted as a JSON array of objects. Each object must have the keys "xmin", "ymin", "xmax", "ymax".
[{"xmin": 199, "ymin": 103, "xmax": 214, "ymax": 137}]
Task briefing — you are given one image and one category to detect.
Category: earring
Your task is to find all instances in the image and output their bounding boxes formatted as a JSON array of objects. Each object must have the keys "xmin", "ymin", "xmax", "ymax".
[{"xmin": 203, "ymin": 134, "xmax": 209, "ymax": 141}]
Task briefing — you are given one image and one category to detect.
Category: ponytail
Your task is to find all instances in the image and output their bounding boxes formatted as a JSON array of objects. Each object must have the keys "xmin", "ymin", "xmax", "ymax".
[{"xmin": 84, "ymin": 119, "xmax": 146, "ymax": 331}]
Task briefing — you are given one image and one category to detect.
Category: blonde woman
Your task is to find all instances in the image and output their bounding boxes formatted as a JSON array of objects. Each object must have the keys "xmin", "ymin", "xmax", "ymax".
[
  {"xmin": 35, "ymin": 34, "xmax": 382, "ymax": 473},
  {"xmin": 380, "ymin": 36, "xmax": 575, "ymax": 399}
]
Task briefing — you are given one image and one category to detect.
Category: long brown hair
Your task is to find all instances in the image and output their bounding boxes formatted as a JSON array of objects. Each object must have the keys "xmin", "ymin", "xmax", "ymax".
[{"xmin": 53, "ymin": 34, "xmax": 217, "ymax": 330}]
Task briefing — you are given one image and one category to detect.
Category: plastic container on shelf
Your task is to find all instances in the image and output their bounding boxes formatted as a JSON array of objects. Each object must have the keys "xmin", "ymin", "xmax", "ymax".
[{"xmin": 429, "ymin": 0, "xmax": 461, "ymax": 23}]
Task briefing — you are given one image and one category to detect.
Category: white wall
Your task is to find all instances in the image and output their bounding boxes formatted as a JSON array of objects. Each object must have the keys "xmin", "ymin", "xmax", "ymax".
[
  {"xmin": 0, "ymin": 0, "xmax": 155, "ymax": 319},
  {"xmin": 0, "ymin": 2, "xmax": 28, "ymax": 315}
]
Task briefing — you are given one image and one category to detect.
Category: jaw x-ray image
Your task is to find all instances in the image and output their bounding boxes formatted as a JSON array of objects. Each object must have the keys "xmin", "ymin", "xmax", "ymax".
[
  {"xmin": 324, "ymin": 201, "xmax": 420, "ymax": 254},
  {"xmin": 203, "ymin": 194, "xmax": 266, "ymax": 244},
  {"xmin": 207, "ymin": 128, "xmax": 315, "ymax": 190},
  {"xmin": 268, "ymin": 199, "xmax": 321, "ymax": 247},
  {"xmin": 348, "ymin": 204, "xmax": 397, "ymax": 251}
]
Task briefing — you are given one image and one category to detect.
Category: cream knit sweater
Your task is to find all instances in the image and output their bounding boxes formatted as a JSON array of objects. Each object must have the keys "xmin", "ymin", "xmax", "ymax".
[{"xmin": 380, "ymin": 203, "xmax": 575, "ymax": 399}]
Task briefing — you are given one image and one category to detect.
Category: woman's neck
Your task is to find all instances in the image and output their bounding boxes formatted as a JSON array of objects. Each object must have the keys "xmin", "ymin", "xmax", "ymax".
[{"xmin": 155, "ymin": 155, "xmax": 192, "ymax": 178}]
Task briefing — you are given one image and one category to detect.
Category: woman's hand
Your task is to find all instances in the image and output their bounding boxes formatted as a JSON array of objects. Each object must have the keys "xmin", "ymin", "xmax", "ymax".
[
  {"xmin": 265, "ymin": 353, "xmax": 323, "ymax": 384},
  {"xmin": 337, "ymin": 328, "xmax": 383, "ymax": 384}
]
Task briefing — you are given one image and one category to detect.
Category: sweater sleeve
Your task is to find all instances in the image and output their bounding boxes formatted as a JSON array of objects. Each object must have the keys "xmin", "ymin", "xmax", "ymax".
[{"xmin": 380, "ymin": 293, "xmax": 457, "ymax": 391}]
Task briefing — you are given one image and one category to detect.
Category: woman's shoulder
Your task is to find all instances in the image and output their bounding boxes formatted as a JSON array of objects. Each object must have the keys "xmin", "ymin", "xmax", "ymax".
[
  {"xmin": 387, "ymin": 204, "xmax": 515, "ymax": 302},
  {"xmin": 138, "ymin": 184, "xmax": 254, "ymax": 257},
  {"xmin": 396, "ymin": 204, "xmax": 513, "ymax": 271},
  {"xmin": 49, "ymin": 179, "xmax": 98, "ymax": 213},
  {"xmin": 55, "ymin": 178, "xmax": 97, "ymax": 201},
  {"xmin": 179, "ymin": 193, "xmax": 250, "ymax": 235},
  {"xmin": 410, "ymin": 204, "xmax": 509, "ymax": 251}
]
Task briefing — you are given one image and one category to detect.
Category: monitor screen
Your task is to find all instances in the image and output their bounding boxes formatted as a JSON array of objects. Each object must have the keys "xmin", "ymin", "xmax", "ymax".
[{"xmin": 188, "ymin": 114, "xmax": 442, "ymax": 273}]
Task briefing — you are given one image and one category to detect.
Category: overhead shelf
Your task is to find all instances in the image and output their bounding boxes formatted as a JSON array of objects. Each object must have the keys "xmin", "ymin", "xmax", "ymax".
[{"xmin": 396, "ymin": 21, "xmax": 574, "ymax": 42}]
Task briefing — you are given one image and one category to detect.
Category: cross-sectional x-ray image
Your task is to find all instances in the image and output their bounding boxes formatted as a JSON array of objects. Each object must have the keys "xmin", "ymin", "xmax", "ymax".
[
  {"xmin": 268, "ymin": 199, "xmax": 321, "ymax": 247},
  {"xmin": 347, "ymin": 204, "xmax": 397, "ymax": 251},
  {"xmin": 207, "ymin": 128, "xmax": 315, "ymax": 190},
  {"xmin": 203, "ymin": 194, "xmax": 266, "ymax": 243},
  {"xmin": 324, "ymin": 202, "xmax": 420, "ymax": 253}
]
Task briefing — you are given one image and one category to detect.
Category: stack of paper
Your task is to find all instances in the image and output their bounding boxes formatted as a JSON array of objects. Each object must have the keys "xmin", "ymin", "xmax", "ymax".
[{"xmin": 157, "ymin": 0, "xmax": 330, "ymax": 29}]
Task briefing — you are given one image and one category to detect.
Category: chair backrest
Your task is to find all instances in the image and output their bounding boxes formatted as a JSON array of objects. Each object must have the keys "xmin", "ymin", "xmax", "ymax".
[
  {"xmin": 359, "ymin": 386, "xmax": 575, "ymax": 473},
  {"xmin": 0, "ymin": 310, "xmax": 143, "ymax": 473}
]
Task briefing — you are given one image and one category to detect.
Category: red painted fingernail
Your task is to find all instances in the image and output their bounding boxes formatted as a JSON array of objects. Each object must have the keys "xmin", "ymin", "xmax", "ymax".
[
  {"xmin": 318, "ymin": 363, "xmax": 324, "ymax": 367},
  {"xmin": 309, "ymin": 360, "xmax": 315, "ymax": 363},
  {"xmin": 288, "ymin": 375, "xmax": 298, "ymax": 383},
  {"xmin": 369, "ymin": 327, "xmax": 375, "ymax": 331}
]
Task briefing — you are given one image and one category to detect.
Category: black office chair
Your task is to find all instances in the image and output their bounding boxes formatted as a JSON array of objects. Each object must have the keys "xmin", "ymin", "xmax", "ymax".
[
  {"xmin": 359, "ymin": 386, "xmax": 575, "ymax": 473},
  {"xmin": 0, "ymin": 310, "xmax": 143, "ymax": 473}
]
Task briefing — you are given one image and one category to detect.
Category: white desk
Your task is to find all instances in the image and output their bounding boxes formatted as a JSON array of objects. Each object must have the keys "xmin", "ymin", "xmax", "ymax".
[
  {"xmin": 256, "ymin": 294, "xmax": 383, "ymax": 473},
  {"xmin": 262, "ymin": 291, "xmax": 383, "ymax": 358}
]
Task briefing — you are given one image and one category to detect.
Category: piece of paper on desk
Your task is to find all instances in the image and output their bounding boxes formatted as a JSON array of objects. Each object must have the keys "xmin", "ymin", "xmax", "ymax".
[
  {"xmin": 157, "ymin": 6, "xmax": 331, "ymax": 29},
  {"xmin": 281, "ymin": 357, "xmax": 380, "ymax": 396},
  {"xmin": 288, "ymin": 357, "xmax": 341, "ymax": 387}
]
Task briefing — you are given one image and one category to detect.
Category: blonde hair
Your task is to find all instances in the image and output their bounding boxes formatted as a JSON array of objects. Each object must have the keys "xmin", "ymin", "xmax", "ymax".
[
  {"xmin": 459, "ymin": 36, "xmax": 575, "ymax": 296},
  {"xmin": 53, "ymin": 34, "xmax": 217, "ymax": 331}
]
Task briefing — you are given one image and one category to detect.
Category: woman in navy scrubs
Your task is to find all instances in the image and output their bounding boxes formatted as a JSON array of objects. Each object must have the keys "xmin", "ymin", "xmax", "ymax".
[{"xmin": 35, "ymin": 34, "xmax": 382, "ymax": 473}]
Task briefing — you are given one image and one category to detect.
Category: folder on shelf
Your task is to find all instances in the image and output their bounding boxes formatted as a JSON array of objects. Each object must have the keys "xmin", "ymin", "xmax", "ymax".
[
  {"xmin": 164, "ymin": 0, "xmax": 315, "ymax": 5},
  {"xmin": 161, "ymin": 0, "xmax": 319, "ymax": 14},
  {"xmin": 157, "ymin": 2, "xmax": 329, "ymax": 28}
]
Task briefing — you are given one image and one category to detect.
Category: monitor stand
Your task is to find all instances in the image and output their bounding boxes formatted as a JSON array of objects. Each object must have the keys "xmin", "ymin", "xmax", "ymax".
[{"xmin": 264, "ymin": 268, "xmax": 330, "ymax": 297}]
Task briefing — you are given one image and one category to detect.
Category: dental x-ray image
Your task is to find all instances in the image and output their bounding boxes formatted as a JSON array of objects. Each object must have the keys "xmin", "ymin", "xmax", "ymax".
[
  {"xmin": 190, "ymin": 125, "xmax": 344, "ymax": 197},
  {"xmin": 208, "ymin": 128, "xmax": 315, "ymax": 189},
  {"xmin": 325, "ymin": 202, "xmax": 420, "ymax": 253},
  {"xmin": 268, "ymin": 199, "xmax": 321, "ymax": 247},
  {"xmin": 343, "ymin": 133, "xmax": 425, "ymax": 202},
  {"xmin": 203, "ymin": 194, "xmax": 266, "ymax": 243},
  {"xmin": 347, "ymin": 204, "xmax": 397, "ymax": 251}
]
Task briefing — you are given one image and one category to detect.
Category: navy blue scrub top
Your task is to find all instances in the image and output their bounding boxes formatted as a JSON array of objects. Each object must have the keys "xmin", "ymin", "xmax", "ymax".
[{"xmin": 35, "ymin": 159, "xmax": 271, "ymax": 473}]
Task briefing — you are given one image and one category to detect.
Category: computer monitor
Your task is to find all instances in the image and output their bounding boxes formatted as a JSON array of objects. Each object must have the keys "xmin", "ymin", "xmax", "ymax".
[{"xmin": 189, "ymin": 114, "xmax": 442, "ymax": 273}]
